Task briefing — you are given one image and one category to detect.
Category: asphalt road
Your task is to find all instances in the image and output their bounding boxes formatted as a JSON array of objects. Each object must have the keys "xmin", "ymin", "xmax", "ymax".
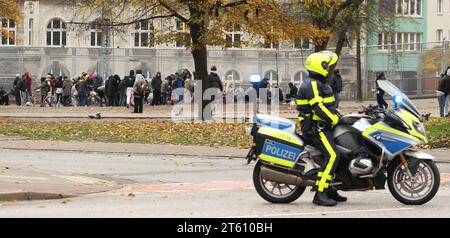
[{"xmin": 0, "ymin": 149, "xmax": 449, "ymax": 218}]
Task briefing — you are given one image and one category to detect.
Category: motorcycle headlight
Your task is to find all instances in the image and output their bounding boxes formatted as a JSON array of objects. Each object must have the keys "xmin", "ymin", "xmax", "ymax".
[{"xmin": 413, "ymin": 121, "xmax": 426, "ymax": 136}]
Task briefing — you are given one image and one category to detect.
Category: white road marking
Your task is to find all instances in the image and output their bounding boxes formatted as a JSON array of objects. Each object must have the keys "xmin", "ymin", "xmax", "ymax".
[
  {"xmin": 226, "ymin": 207, "xmax": 415, "ymax": 218},
  {"xmin": 0, "ymin": 175, "xmax": 49, "ymax": 181},
  {"xmin": 52, "ymin": 175, "xmax": 109, "ymax": 185}
]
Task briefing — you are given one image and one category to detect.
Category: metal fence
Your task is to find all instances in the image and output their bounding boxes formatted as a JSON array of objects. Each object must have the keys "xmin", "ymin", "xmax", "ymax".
[
  {"xmin": 364, "ymin": 41, "xmax": 450, "ymax": 99},
  {"xmin": 0, "ymin": 41, "xmax": 448, "ymax": 101}
]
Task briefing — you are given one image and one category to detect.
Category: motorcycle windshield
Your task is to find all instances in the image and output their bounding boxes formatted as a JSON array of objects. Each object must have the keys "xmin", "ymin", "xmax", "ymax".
[{"xmin": 377, "ymin": 80, "xmax": 421, "ymax": 118}]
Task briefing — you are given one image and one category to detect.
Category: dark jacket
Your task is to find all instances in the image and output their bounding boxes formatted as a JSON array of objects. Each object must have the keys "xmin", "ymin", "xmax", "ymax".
[
  {"xmin": 289, "ymin": 83, "xmax": 298, "ymax": 97},
  {"xmin": 296, "ymin": 77, "xmax": 339, "ymax": 126},
  {"xmin": 106, "ymin": 76, "xmax": 120, "ymax": 96},
  {"xmin": 13, "ymin": 77, "xmax": 21, "ymax": 93},
  {"xmin": 62, "ymin": 78, "xmax": 73, "ymax": 96},
  {"xmin": 55, "ymin": 79, "xmax": 64, "ymax": 89},
  {"xmin": 331, "ymin": 74, "xmax": 343, "ymax": 93},
  {"xmin": 18, "ymin": 79, "xmax": 27, "ymax": 92},
  {"xmin": 118, "ymin": 76, "xmax": 130, "ymax": 94},
  {"xmin": 36, "ymin": 81, "xmax": 50, "ymax": 95},
  {"xmin": 438, "ymin": 75, "xmax": 450, "ymax": 96},
  {"xmin": 173, "ymin": 77, "xmax": 184, "ymax": 89},
  {"xmin": 208, "ymin": 72, "xmax": 223, "ymax": 91},
  {"xmin": 93, "ymin": 76, "xmax": 103, "ymax": 91},
  {"xmin": 129, "ymin": 75, "xmax": 136, "ymax": 88},
  {"xmin": 376, "ymin": 73, "xmax": 386, "ymax": 92},
  {"xmin": 151, "ymin": 75, "xmax": 162, "ymax": 91},
  {"xmin": 76, "ymin": 80, "xmax": 89, "ymax": 97}
]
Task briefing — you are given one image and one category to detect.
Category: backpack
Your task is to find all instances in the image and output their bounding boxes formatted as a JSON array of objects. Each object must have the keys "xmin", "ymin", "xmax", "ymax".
[{"xmin": 136, "ymin": 80, "xmax": 148, "ymax": 94}]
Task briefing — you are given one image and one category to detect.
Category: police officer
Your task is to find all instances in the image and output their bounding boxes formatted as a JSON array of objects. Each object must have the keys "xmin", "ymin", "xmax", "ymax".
[{"xmin": 296, "ymin": 51, "xmax": 346, "ymax": 207}]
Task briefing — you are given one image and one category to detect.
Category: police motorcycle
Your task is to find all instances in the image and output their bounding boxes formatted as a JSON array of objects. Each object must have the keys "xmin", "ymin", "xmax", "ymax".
[{"xmin": 246, "ymin": 80, "xmax": 440, "ymax": 205}]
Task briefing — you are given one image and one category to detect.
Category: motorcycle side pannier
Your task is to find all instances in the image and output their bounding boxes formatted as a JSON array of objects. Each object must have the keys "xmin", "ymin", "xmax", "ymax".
[{"xmin": 254, "ymin": 127, "xmax": 305, "ymax": 168}]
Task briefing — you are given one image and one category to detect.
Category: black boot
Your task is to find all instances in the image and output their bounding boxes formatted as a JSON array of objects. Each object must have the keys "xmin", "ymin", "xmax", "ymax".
[
  {"xmin": 313, "ymin": 191, "xmax": 337, "ymax": 207},
  {"xmin": 326, "ymin": 190, "xmax": 347, "ymax": 202}
]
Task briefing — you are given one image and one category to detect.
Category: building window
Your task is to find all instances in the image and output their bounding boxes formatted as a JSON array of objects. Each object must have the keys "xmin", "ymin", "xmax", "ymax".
[
  {"xmin": 264, "ymin": 70, "xmax": 279, "ymax": 85},
  {"xmin": 175, "ymin": 19, "xmax": 188, "ymax": 48},
  {"xmin": 294, "ymin": 38, "xmax": 311, "ymax": 49},
  {"xmin": 438, "ymin": 0, "xmax": 444, "ymax": 14},
  {"xmin": 396, "ymin": 0, "xmax": 422, "ymax": 16},
  {"xmin": 293, "ymin": 71, "xmax": 307, "ymax": 85},
  {"xmin": 264, "ymin": 40, "xmax": 279, "ymax": 49},
  {"xmin": 225, "ymin": 25, "xmax": 242, "ymax": 48},
  {"xmin": 134, "ymin": 20, "xmax": 154, "ymax": 48},
  {"xmin": 437, "ymin": 29, "xmax": 443, "ymax": 42},
  {"xmin": 0, "ymin": 18, "xmax": 16, "ymax": 45},
  {"xmin": 47, "ymin": 19, "xmax": 67, "ymax": 46},
  {"xmin": 29, "ymin": 18, "xmax": 33, "ymax": 46},
  {"xmin": 90, "ymin": 25, "xmax": 103, "ymax": 47},
  {"xmin": 224, "ymin": 70, "xmax": 241, "ymax": 83},
  {"xmin": 378, "ymin": 32, "xmax": 421, "ymax": 51}
]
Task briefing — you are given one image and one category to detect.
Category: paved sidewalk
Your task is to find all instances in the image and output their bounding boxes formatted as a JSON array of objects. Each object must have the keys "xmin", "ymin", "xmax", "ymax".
[
  {"xmin": 0, "ymin": 98, "xmax": 441, "ymax": 120},
  {"xmin": 0, "ymin": 166, "xmax": 120, "ymax": 202},
  {"xmin": 0, "ymin": 138, "xmax": 248, "ymax": 159},
  {"xmin": 0, "ymin": 138, "xmax": 448, "ymax": 162}
]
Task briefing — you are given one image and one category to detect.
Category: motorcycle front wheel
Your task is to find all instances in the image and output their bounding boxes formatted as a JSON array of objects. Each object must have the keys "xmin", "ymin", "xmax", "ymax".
[
  {"xmin": 253, "ymin": 160, "xmax": 305, "ymax": 204},
  {"xmin": 388, "ymin": 160, "xmax": 440, "ymax": 205}
]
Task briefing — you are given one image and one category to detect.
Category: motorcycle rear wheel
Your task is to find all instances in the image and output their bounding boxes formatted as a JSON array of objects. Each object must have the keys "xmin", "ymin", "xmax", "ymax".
[
  {"xmin": 253, "ymin": 160, "xmax": 306, "ymax": 204},
  {"xmin": 387, "ymin": 160, "xmax": 440, "ymax": 205}
]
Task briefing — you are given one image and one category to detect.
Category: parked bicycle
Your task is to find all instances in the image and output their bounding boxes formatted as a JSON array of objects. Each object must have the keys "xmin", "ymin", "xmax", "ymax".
[
  {"xmin": 27, "ymin": 89, "xmax": 57, "ymax": 107},
  {"xmin": 88, "ymin": 91, "xmax": 103, "ymax": 107}
]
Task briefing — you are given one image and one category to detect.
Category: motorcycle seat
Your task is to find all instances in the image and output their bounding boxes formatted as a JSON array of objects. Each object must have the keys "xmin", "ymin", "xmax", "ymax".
[
  {"xmin": 296, "ymin": 132, "xmax": 313, "ymax": 146},
  {"xmin": 340, "ymin": 115, "xmax": 370, "ymax": 126}
]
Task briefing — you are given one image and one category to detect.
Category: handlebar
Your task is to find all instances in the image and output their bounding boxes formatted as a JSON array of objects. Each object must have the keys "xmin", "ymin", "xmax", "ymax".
[{"xmin": 359, "ymin": 104, "xmax": 386, "ymax": 119}]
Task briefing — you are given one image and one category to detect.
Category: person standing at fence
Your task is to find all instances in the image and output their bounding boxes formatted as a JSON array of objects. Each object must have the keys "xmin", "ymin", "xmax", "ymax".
[
  {"xmin": 13, "ymin": 74, "xmax": 21, "ymax": 106},
  {"xmin": 151, "ymin": 72, "xmax": 162, "ymax": 106},
  {"xmin": 62, "ymin": 77, "xmax": 73, "ymax": 106},
  {"xmin": 287, "ymin": 82, "xmax": 298, "ymax": 103},
  {"xmin": 105, "ymin": 76, "xmax": 114, "ymax": 107},
  {"xmin": 35, "ymin": 77, "xmax": 49, "ymax": 107},
  {"xmin": 173, "ymin": 72, "xmax": 185, "ymax": 103},
  {"xmin": 24, "ymin": 72, "xmax": 33, "ymax": 99},
  {"xmin": 76, "ymin": 77, "xmax": 89, "ymax": 107},
  {"xmin": 208, "ymin": 66, "xmax": 223, "ymax": 115},
  {"xmin": 126, "ymin": 70, "xmax": 135, "ymax": 108},
  {"xmin": 0, "ymin": 87, "xmax": 9, "ymax": 105},
  {"xmin": 437, "ymin": 67, "xmax": 450, "ymax": 117},
  {"xmin": 133, "ymin": 74, "xmax": 147, "ymax": 113},
  {"xmin": 161, "ymin": 75, "xmax": 171, "ymax": 105},
  {"xmin": 375, "ymin": 72, "xmax": 389, "ymax": 110},
  {"xmin": 55, "ymin": 76, "xmax": 64, "ymax": 106},
  {"xmin": 331, "ymin": 69, "xmax": 343, "ymax": 108},
  {"xmin": 118, "ymin": 76, "xmax": 129, "ymax": 106},
  {"xmin": 18, "ymin": 75, "xmax": 27, "ymax": 106},
  {"xmin": 225, "ymin": 75, "xmax": 235, "ymax": 104},
  {"xmin": 184, "ymin": 71, "xmax": 193, "ymax": 103}
]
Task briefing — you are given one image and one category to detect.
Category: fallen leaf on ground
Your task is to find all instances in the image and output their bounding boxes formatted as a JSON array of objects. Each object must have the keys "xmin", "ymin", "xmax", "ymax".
[{"xmin": 62, "ymin": 199, "xmax": 72, "ymax": 204}]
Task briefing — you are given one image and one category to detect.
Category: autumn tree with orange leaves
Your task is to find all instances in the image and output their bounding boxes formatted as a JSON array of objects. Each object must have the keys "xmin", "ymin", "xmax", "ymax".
[
  {"xmin": 0, "ymin": 0, "xmax": 22, "ymax": 42},
  {"xmin": 63, "ymin": 0, "xmax": 328, "ymax": 120}
]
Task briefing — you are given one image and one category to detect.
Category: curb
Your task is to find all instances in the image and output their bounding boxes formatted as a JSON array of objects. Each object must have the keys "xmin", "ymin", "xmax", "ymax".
[
  {"xmin": 1, "ymin": 146, "xmax": 449, "ymax": 164},
  {"xmin": 0, "ymin": 146, "xmax": 247, "ymax": 159},
  {"xmin": 0, "ymin": 115, "xmax": 262, "ymax": 121},
  {"xmin": 0, "ymin": 192, "xmax": 69, "ymax": 202}
]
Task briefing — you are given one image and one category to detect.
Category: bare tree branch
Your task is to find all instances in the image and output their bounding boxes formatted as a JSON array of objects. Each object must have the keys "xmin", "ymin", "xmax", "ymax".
[{"xmin": 157, "ymin": 0, "xmax": 190, "ymax": 24}]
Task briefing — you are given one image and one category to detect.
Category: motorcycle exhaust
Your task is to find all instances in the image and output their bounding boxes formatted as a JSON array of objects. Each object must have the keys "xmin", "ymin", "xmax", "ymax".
[{"xmin": 261, "ymin": 165, "xmax": 315, "ymax": 187}]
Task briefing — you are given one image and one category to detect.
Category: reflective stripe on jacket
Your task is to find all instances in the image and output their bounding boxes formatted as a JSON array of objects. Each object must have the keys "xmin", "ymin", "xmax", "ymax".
[{"xmin": 296, "ymin": 77, "xmax": 338, "ymax": 126}]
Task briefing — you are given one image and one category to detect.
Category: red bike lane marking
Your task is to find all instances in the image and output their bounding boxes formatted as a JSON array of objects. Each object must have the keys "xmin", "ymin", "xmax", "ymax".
[
  {"xmin": 441, "ymin": 173, "xmax": 450, "ymax": 183},
  {"xmin": 121, "ymin": 180, "xmax": 254, "ymax": 193},
  {"xmin": 120, "ymin": 173, "xmax": 450, "ymax": 194}
]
